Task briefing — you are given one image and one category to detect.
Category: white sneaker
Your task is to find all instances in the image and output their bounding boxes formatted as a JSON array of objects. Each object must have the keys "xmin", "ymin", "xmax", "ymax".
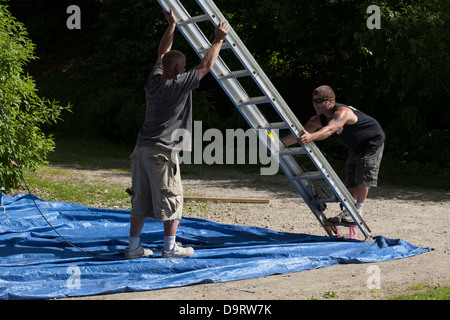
[
  {"xmin": 124, "ymin": 244, "xmax": 153, "ymax": 260},
  {"xmin": 162, "ymin": 242, "xmax": 194, "ymax": 259}
]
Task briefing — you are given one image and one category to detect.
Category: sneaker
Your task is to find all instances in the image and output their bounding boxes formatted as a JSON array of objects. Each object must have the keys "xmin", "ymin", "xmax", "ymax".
[
  {"xmin": 328, "ymin": 211, "xmax": 355, "ymax": 224},
  {"xmin": 124, "ymin": 244, "xmax": 153, "ymax": 260},
  {"xmin": 162, "ymin": 242, "xmax": 194, "ymax": 259}
]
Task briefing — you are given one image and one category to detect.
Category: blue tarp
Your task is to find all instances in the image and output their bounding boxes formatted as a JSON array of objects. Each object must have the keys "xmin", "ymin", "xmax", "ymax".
[{"xmin": 0, "ymin": 192, "xmax": 430, "ymax": 300}]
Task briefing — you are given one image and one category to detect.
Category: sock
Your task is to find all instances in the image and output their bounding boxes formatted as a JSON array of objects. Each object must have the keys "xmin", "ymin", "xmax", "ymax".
[
  {"xmin": 128, "ymin": 236, "xmax": 140, "ymax": 250},
  {"xmin": 164, "ymin": 236, "xmax": 176, "ymax": 251},
  {"xmin": 355, "ymin": 203, "xmax": 364, "ymax": 215}
]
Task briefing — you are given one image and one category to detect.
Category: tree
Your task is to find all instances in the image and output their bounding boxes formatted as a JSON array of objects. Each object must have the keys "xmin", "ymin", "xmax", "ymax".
[
  {"xmin": 219, "ymin": 0, "xmax": 449, "ymax": 165},
  {"xmin": 7, "ymin": 0, "xmax": 448, "ymax": 167},
  {"xmin": 0, "ymin": 2, "xmax": 71, "ymax": 191},
  {"xmin": 357, "ymin": 0, "xmax": 450, "ymax": 165}
]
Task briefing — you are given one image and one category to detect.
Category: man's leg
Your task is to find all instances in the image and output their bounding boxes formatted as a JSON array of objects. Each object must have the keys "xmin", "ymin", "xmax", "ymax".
[
  {"xmin": 161, "ymin": 216, "xmax": 194, "ymax": 258},
  {"xmin": 162, "ymin": 218, "xmax": 194, "ymax": 258},
  {"xmin": 127, "ymin": 217, "xmax": 145, "ymax": 251},
  {"xmin": 348, "ymin": 185, "xmax": 370, "ymax": 215},
  {"xmin": 348, "ymin": 185, "xmax": 370, "ymax": 203},
  {"xmin": 164, "ymin": 219, "xmax": 179, "ymax": 236},
  {"xmin": 350, "ymin": 143, "xmax": 384, "ymax": 215},
  {"xmin": 163, "ymin": 219, "xmax": 179, "ymax": 251},
  {"xmin": 130, "ymin": 216, "xmax": 146, "ymax": 237},
  {"xmin": 126, "ymin": 146, "xmax": 152, "ymax": 256}
]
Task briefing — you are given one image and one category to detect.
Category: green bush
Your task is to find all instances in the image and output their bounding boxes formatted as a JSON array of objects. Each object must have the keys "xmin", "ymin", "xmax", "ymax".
[{"xmin": 0, "ymin": 3, "xmax": 71, "ymax": 191}]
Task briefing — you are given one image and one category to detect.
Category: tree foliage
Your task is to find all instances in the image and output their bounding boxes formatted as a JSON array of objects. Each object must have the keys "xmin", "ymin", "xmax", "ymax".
[
  {"xmin": 7, "ymin": 0, "xmax": 450, "ymax": 168},
  {"xmin": 0, "ymin": 2, "xmax": 70, "ymax": 190}
]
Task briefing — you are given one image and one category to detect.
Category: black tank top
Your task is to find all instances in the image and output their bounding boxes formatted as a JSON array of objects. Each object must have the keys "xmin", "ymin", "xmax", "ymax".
[{"xmin": 320, "ymin": 103, "xmax": 385, "ymax": 153}]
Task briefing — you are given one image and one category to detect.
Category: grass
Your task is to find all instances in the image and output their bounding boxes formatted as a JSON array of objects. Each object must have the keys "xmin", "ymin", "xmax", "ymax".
[
  {"xmin": 23, "ymin": 166, "xmax": 131, "ymax": 209},
  {"xmin": 17, "ymin": 136, "xmax": 448, "ymax": 213},
  {"xmin": 391, "ymin": 284, "xmax": 450, "ymax": 300},
  {"xmin": 21, "ymin": 139, "xmax": 133, "ymax": 209},
  {"xmin": 307, "ymin": 285, "xmax": 450, "ymax": 300},
  {"xmin": 45, "ymin": 138, "xmax": 134, "ymax": 171},
  {"xmin": 12, "ymin": 138, "xmax": 449, "ymax": 300}
]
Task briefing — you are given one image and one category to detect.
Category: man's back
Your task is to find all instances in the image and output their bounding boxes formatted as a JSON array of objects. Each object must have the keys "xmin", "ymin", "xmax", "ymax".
[
  {"xmin": 321, "ymin": 103, "xmax": 385, "ymax": 153},
  {"xmin": 137, "ymin": 63, "xmax": 200, "ymax": 151}
]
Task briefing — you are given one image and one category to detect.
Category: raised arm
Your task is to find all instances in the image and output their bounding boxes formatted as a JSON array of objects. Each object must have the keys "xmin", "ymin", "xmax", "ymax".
[
  {"xmin": 157, "ymin": 9, "xmax": 177, "ymax": 63},
  {"xmin": 198, "ymin": 20, "xmax": 230, "ymax": 79}
]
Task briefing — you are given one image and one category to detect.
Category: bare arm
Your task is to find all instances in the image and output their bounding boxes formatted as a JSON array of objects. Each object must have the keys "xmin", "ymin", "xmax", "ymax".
[
  {"xmin": 281, "ymin": 116, "xmax": 322, "ymax": 146},
  {"xmin": 298, "ymin": 109, "xmax": 351, "ymax": 145},
  {"xmin": 198, "ymin": 20, "xmax": 230, "ymax": 79},
  {"xmin": 157, "ymin": 9, "xmax": 177, "ymax": 63}
]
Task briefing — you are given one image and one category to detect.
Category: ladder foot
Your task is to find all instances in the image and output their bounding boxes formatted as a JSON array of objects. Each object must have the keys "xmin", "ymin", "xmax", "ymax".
[
  {"xmin": 348, "ymin": 226, "xmax": 358, "ymax": 240},
  {"xmin": 330, "ymin": 225, "xmax": 358, "ymax": 240},
  {"xmin": 158, "ymin": 0, "xmax": 372, "ymax": 242}
]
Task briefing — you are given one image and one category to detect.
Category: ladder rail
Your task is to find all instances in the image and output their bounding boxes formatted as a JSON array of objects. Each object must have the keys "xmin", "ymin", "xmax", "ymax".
[
  {"xmin": 165, "ymin": 3, "xmax": 271, "ymax": 132},
  {"xmin": 193, "ymin": 0, "xmax": 370, "ymax": 238},
  {"xmin": 160, "ymin": 0, "xmax": 294, "ymax": 136},
  {"xmin": 195, "ymin": 0, "xmax": 304, "ymax": 137},
  {"xmin": 304, "ymin": 143, "xmax": 371, "ymax": 234},
  {"xmin": 156, "ymin": 0, "xmax": 372, "ymax": 240}
]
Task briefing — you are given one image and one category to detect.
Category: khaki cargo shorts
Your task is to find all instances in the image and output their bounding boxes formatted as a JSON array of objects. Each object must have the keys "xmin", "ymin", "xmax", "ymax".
[
  {"xmin": 345, "ymin": 143, "xmax": 384, "ymax": 188},
  {"xmin": 130, "ymin": 145, "xmax": 183, "ymax": 221}
]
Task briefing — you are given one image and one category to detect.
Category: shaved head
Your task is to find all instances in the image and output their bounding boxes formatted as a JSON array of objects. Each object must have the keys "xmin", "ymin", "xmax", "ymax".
[
  {"xmin": 312, "ymin": 85, "xmax": 336, "ymax": 99},
  {"xmin": 162, "ymin": 50, "xmax": 186, "ymax": 71}
]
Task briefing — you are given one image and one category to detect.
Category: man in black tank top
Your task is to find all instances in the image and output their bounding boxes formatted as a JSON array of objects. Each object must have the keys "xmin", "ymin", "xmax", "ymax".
[{"xmin": 282, "ymin": 85, "xmax": 385, "ymax": 223}]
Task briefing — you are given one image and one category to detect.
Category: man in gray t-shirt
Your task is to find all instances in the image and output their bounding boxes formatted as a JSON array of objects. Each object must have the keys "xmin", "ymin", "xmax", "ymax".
[
  {"xmin": 124, "ymin": 9, "xmax": 229, "ymax": 259},
  {"xmin": 137, "ymin": 61, "xmax": 199, "ymax": 151}
]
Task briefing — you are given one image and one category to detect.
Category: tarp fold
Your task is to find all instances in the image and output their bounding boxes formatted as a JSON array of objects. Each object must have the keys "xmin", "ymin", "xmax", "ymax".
[{"xmin": 0, "ymin": 192, "xmax": 430, "ymax": 300}]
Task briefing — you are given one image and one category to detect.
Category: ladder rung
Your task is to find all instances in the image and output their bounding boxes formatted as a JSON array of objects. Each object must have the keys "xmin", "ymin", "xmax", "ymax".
[
  {"xmin": 238, "ymin": 96, "xmax": 271, "ymax": 107},
  {"xmin": 219, "ymin": 70, "xmax": 251, "ymax": 80},
  {"xmin": 280, "ymin": 147, "xmax": 307, "ymax": 156},
  {"xmin": 178, "ymin": 14, "xmax": 210, "ymax": 26},
  {"xmin": 257, "ymin": 122, "xmax": 290, "ymax": 131},
  {"xmin": 294, "ymin": 171, "xmax": 324, "ymax": 180},
  {"xmin": 312, "ymin": 196, "xmax": 338, "ymax": 204},
  {"xmin": 157, "ymin": 0, "xmax": 372, "ymax": 240},
  {"xmin": 199, "ymin": 42, "xmax": 232, "ymax": 54}
]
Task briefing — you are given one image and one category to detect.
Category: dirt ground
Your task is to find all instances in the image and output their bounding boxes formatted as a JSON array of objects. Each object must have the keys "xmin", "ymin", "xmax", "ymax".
[{"xmin": 70, "ymin": 164, "xmax": 449, "ymax": 300}]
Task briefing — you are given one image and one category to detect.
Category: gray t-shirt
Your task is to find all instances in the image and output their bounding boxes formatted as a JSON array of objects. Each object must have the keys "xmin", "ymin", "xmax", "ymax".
[{"xmin": 137, "ymin": 63, "xmax": 200, "ymax": 151}]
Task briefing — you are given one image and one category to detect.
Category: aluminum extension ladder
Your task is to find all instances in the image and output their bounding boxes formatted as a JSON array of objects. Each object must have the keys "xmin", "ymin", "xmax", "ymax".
[{"xmin": 157, "ymin": 0, "xmax": 372, "ymax": 241}]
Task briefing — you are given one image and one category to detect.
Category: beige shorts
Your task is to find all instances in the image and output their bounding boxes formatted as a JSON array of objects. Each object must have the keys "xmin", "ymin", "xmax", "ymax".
[{"xmin": 130, "ymin": 145, "xmax": 183, "ymax": 221}]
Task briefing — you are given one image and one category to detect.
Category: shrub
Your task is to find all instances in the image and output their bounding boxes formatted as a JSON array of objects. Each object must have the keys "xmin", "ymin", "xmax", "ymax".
[{"xmin": 0, "ymin": 3, "xmax": 71, "ymax": 191}]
